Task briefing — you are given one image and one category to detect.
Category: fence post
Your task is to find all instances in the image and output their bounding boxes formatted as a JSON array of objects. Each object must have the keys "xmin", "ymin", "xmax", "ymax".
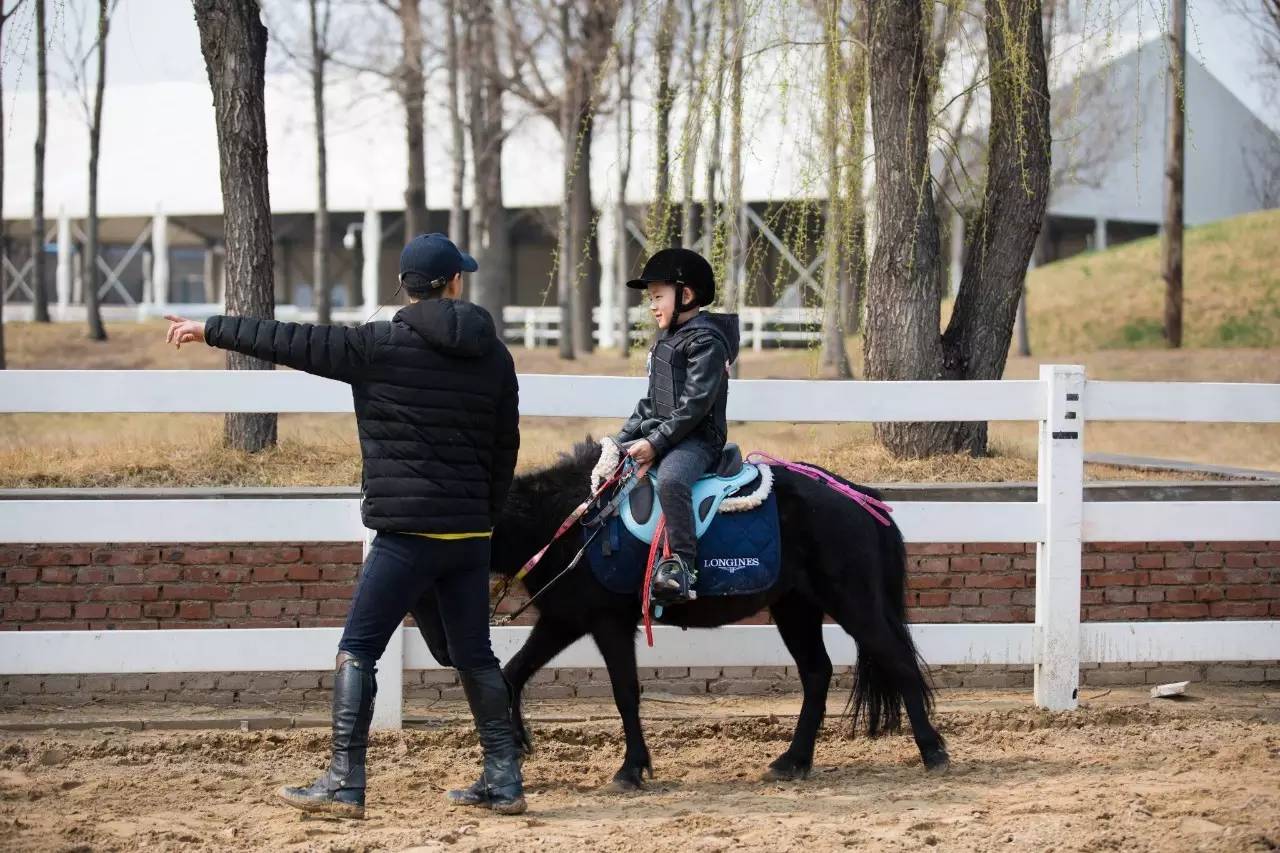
[
  {"xmin": 1034, "ymin": 364, "xmax": 1085, "ymax": 711},
  {"xmin": 364, "ymin": 526, "xmax": 404, "ymax": 730}
]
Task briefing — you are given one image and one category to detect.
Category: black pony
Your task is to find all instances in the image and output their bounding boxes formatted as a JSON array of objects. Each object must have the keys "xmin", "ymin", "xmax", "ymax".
[{"xmin": 416, "ymin": 441, "xmax": 949, "ymax": 790}]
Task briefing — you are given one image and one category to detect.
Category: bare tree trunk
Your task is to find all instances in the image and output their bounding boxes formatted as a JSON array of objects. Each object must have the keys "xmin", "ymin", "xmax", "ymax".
[
  {"xmin": 569, "ymin": 106, "xmax": 598, "ymax": 355},
  {"xmin": 651, "ymin": 0, "xmax": 677, "ymax": 249},
  {"xmin": 556, "ymin": 4, "xmax": 576, "ymax": 360},
  {"xmin": 679, "ymin": 0, "xmax": 707, "ymax": 246},
  {"xmin": 84, "ymin": 0, "xmax": 110, "ymax": 342},
  {"xmin": 400, "ymin": 0, "xmax": 427, "ymax": 238},
  {"xmin": 194, "ymin": 0, "xmax": 278, "ymax": 453},
  {"xmin": 310, "ymin": 0, "xmax": 331, "ymax": 324},
  {"xmin": 819, "ymin": 0, "xmax": 851, "ymax": 377},
  {"xmin": 1162, "ymin": 0, "xmax": 1185, "ymax": 348},
  {"xmin": 842, "ymin": 11, "xmax": 869, "ymax": 336},
  {"xmin": 865, "ymin": 0, "xmax": 948, "ymax": 456},
  {"xmin": 446, "ymin": 0, "xmax": 466, "ymax": 242},
  {"xmin": 704, "ymin": 5, "xmax": 725, "ymax": 259},
  {"xmin": 31, "ymin": 0, "xmax": 49, "ymax": 323},
  {"xmin": 724, "ymin": 0, "xmax": 744, "ymax": 320},
  {"xmin": 616, "ymin": 8, "xmax": 637, "ymax": 357},
  {"xmin": 465, "ymin": 2, "xmax": 509, "ymax": 322},
  {"xmin": 940, "ymin": 0, "xmax": 1052, "ymax": 453},
  {"xmin": 1018, "ymin": 225, "xmax": 1048, "ymax": 357}
]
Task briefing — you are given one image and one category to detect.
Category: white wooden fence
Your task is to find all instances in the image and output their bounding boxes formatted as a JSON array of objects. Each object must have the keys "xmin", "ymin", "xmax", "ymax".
[
  {"xmin": 1, "ymin": 367, "xmax": 1278, "ymax": 730},
  {"xmin": 500, "ymin": 305, "xmax": 822, "ymax": 350},
  {"xmin": 2, "ymin": 302, "xmax": 823, "ymax": 352}
]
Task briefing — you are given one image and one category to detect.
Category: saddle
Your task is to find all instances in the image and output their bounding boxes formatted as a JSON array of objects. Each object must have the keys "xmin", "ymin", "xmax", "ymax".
[
  {"xmin": 586, "ymin": 440, "xmax": 782, "ymax": 601},
  {"xmin": 591, "ymin": 441, "xmax": 774, "ymax": 546}
]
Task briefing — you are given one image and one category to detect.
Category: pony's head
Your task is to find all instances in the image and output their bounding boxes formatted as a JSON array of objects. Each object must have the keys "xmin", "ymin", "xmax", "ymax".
[{"xmin": 490, "ymin": 437, "xmax": 600, "ymax": 576}]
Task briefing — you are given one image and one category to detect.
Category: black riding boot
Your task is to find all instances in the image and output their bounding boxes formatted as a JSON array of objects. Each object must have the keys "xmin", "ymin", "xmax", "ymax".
[
  {"xmin": 277, "ymin": 652, "xmax": 375, "ymax": 819},
  {"xmin": 445, "ymin": 666, "xmax": 526, "ymax": 815},
  {"xmin": 652, "ymin": 553, "xmax": 698, "ymax": 604}
]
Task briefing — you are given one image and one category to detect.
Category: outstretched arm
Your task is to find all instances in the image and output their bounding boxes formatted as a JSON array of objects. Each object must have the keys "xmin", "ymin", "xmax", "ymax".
[{"xmin": 166, "ymin": 314, "xmax": 378, "ymax": 383}]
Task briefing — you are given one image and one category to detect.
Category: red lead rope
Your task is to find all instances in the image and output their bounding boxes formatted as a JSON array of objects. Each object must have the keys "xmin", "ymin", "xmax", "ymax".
[{"xmin": 639, "ymin": 516, "xmax": 670, "ymax": 647}]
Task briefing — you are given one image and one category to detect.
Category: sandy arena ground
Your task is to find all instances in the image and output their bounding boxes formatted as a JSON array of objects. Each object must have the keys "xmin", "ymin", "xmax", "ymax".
[{"xmin": 1, "ymin": 687, "xmax": 1278, "ymax": 852}]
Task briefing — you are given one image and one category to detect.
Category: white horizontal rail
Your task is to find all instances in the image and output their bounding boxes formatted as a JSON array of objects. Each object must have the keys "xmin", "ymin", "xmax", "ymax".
[
  {"xmin": 726, "ymin": 379, "xmax": 1045, "ymax": 422},
  {"xmin": 0, "ymin": 499, "xmax": 1043, "ymax": 545},
  {"xmin": 2, "ymin": 627, "xmax": 347, "ymax": 675},
  {"xmin": 1080, "ymin": 621, "xmax": 1280, "ymax": 663},
  {"xmin": 0, "ymin": 624, "xmax": 1034, "ymax": 675},
  {"xmin": 0, "ymin": 370, "xmax": 1048, "ymax": 422},
  {"xmin": 0, "ymin": 499, "xmax": 366, "ymax": 544},
  {"xmin": 1089, "ymin": 381, "xmax": 1280, "ymax": 423},
  {"xmin": 12, "ymin": 498, "xmax": 1276, "ymax": 546},
  {"xmin": 1082, "ymin": 501, "xmax": 1280, "ymax": 542},
  {"xmin": 7, "ymin": 372, "xmax": 1277, "ymax": 424},
  {"xmin": 0, "ymin": 497, "xmax": 1269, "ymax": 549},
  {"xmin": 6, "ymin": 621, "xmax": 1276, "ymax": 677}
]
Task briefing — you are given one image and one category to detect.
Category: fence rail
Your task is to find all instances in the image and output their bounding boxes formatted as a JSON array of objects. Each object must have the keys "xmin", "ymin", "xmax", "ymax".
[
  {"xmin": 2, "ymin": 302, "xmax": 826, "ymax": 351},
  {"xmin": 1, "ymin": 366, "xmax": 1277, "ymax": 729},
  {"xmin": 500, "ymin": 305, "xmax": 823, "ymax": 350}
]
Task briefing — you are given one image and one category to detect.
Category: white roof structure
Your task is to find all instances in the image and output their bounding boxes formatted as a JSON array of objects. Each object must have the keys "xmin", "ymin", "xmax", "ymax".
[
  {"xmin": 0, "ymin": 48, "xmax": 829, "ymax": 222},
  {"xmin": 1049, "ymin": 39, "xmax": 1280, "ymax": 226}
]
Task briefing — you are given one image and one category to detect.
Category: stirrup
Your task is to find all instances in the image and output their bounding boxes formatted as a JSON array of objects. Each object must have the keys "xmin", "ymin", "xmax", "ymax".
[{"xmin": 651, "ymin": 555, "xmax": 697, "ymax": 604}]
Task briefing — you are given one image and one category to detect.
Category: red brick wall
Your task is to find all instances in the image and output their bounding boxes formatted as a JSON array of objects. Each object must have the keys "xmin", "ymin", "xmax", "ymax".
[
  {"xmin": 0, "ymin": 544, "xmax": 364, "ymax": 631},
  {"xmin": 904, "ymin": 541, "xmax": 1280, "ymax": 623},
  {"xmin": 3, "ymin": 540, "xmax": 1278, "ymax": 632}
]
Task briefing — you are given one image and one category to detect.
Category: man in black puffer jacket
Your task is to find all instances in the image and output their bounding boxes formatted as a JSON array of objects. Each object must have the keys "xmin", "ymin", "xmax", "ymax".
[{"xmin": 165, "ymin": 233, "xmax": 524, "ymax": 818}]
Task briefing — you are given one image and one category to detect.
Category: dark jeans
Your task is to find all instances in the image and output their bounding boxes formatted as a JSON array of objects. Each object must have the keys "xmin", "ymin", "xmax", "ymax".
[
  {"xmin": 654, "ymin": 438, "xmax": 719, "ymax": 563},
  {"xmin": 337, "ymin": 533, "xmax": 499, "ymax": 675}
]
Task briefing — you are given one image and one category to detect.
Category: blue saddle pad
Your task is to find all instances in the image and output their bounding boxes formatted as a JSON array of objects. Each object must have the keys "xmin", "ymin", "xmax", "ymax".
[
  {"xmin": 620, "ymin": 464, "xmax": 761, "ymax": 544},
  {"xmin": 586, "ymin": 490, "xmax": 781, "ymax": 598}
]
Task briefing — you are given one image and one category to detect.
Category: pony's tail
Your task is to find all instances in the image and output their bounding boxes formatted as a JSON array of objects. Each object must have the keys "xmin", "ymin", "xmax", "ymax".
[{"xmin": 848, "ymin": 512, "xmax": 936, "ymax": 738}]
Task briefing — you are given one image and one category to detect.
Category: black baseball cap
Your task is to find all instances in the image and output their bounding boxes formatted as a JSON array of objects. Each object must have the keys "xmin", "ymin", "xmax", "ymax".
[{"xmin": 399, "ymin": 233, "xmax": 478, "ymax": 292}]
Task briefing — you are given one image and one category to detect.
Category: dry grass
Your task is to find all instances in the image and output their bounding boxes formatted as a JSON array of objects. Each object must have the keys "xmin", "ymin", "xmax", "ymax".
[
  {"xmin": 2, "ymin": 314, "xmax": 1276, "ymax": 488},
  {"xmin": 1, "ymin": 411, "xmax": 1191, "ymax": 488},
  {"xmin": 1024, "ymin": 208, "xmax": 1280, "ymax": 352}
]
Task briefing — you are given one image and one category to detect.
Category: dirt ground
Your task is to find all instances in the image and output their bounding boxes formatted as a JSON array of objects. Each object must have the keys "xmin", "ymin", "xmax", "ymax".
[{"xmin": 1, "ymin": 686, "xmax": 1277, "ymax": 852}]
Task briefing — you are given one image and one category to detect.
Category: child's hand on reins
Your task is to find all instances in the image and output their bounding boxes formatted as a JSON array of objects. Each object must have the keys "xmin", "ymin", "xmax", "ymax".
[{"xmin": 626, "ymin": 439, "xmax": 656, "ymax": 478}]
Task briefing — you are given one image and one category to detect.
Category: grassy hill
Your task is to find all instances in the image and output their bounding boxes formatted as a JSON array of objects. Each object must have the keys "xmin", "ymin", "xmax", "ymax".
[{"xmin": 1025, "ymin": 208, "xmax": 1280, "ymax": 352}]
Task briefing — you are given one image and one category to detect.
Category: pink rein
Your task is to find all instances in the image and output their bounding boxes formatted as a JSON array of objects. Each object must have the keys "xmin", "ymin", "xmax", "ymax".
[{"xmin": 745, "ymin": 451, "xmax": 894, "ymax": 527}]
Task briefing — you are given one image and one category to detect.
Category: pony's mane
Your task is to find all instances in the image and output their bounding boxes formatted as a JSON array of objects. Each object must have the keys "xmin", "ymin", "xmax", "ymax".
[
  {"xmin": 556, "ymin": 438, "xmax": 601, "ymax": 471},
  {"xmin": 510, "ymin": 436, "xmax": 598, "ymax": 501}
]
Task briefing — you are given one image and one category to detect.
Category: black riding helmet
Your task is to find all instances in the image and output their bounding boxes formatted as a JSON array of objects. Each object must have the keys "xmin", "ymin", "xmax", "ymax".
[{"xmin": 626, "ymin": 247, "xmax": 715, "ymax": 312}]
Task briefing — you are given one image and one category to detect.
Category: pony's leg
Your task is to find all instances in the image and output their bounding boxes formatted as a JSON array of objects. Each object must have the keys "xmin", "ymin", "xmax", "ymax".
[
  {"xmin": 833, "ymin": 610, "xmax": 949, "ymax": 771},
  {"xmin": 502, "ymin": 617, "xmax": 586, "ymax": 754},
  {"xmin": 899, "ymin": 677, "xmax": 949, "ymax": 770},
  {"xmin": 590, "ymin": 617, "xmax": 653, "ymax": 792},
  {"xmin": 763, "ymin": 592, "xmax": 831, "ymax": 781}
]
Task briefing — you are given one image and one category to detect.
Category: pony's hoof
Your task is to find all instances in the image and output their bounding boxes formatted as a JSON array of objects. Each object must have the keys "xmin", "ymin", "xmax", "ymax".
[
  {"xmin": 923, "ymin": 748, "xmax": 951, "ymax": 773},
  {"xmin": 763, "ymin": 756, "xmax": 812, "ymax": 781},
  {"xmin": 606, "ymin": 768, "xmax": 647, "ymax": 793}
]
